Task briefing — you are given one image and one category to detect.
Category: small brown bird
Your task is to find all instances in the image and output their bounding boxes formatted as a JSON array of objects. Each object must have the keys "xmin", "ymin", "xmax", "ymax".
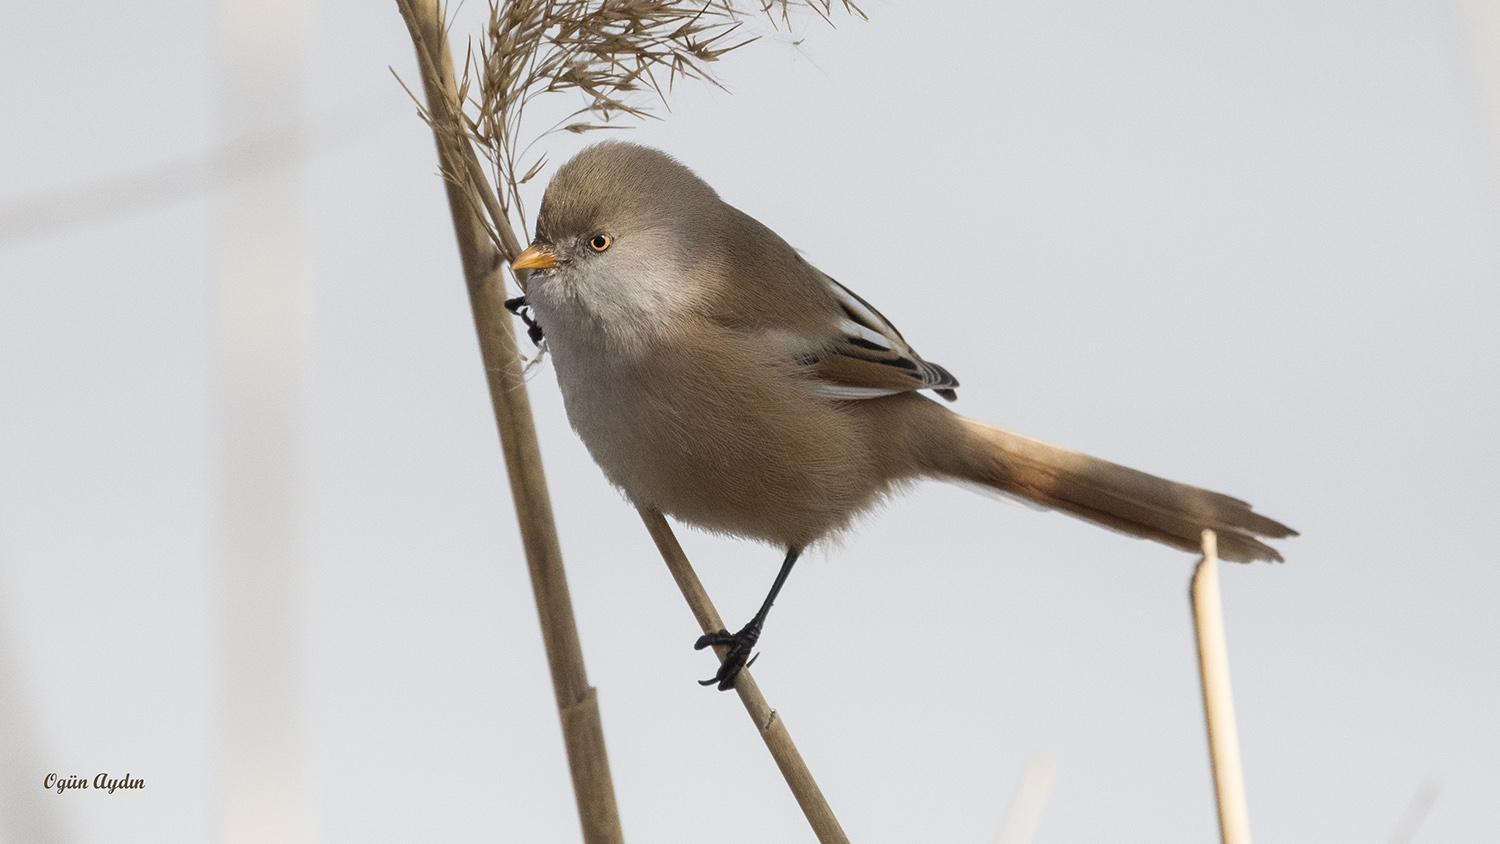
[{"xmin": 510, "ymin": 142, "xmax": 1295, "ymax": 690}]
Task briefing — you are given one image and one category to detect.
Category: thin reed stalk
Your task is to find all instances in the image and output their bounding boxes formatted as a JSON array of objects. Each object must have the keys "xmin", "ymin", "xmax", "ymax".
[
  {"xmin": 995, "ymin": 758, "xmax": 1055, "ymax": 844},
  {"xmin": 395, "ymin": 2, "xmax": 624, "ymax": 842},
  {"xmin": 637, "ymin": 508, "xmax": 850, "ymax": 844},
  {"xmin": 1191, "ymin": 530, "xmax": 1252, "ymax": 844}
]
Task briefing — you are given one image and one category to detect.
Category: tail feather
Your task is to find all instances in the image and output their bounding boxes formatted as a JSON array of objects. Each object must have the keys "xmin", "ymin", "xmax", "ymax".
[{"xmin": 947, "ymin": 417, "xmax": 1296, "ymax": 563}]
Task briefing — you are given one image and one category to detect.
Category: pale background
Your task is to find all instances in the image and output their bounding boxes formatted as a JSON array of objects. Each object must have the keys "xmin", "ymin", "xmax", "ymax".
[{"xmin": 2, "ymin": 1, "xmax": 1498, "ymax": 842}]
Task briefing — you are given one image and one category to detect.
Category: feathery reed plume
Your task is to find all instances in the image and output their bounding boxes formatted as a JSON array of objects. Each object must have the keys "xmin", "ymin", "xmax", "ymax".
[
  {"xmin": 438, "ymin": 0, "xmax": 861, "ymax": 259},
  {"xmin": 467, "ymin": 0, "xmax": 748, "ymax": 237}
]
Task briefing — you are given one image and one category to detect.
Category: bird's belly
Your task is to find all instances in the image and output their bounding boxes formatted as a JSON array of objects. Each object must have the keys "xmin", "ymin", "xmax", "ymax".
[{"xmin": 548, "ymin": 339, "xmax": 878, "ymax": 547}]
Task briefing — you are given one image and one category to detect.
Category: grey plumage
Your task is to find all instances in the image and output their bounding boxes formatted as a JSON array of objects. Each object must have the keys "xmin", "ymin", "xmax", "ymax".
[{"xmin": 518, "ymin": 141, "xmax": 1295, "ymax": 563}]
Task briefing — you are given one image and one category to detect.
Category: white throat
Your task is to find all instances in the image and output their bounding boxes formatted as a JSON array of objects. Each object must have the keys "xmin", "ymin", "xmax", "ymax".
[{"xmin": 527, "ymin": 249, "xmax": 702, "ymax": 358}]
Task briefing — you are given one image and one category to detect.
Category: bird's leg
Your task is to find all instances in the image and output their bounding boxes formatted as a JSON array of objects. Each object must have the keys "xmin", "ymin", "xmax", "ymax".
[
  {"xmin": 503, "ymin": 295, "xmax": 545, "ymax": 346},
  {"xmin": 695, "ymin": 546, "xmax": 801, "ymax": 691}
]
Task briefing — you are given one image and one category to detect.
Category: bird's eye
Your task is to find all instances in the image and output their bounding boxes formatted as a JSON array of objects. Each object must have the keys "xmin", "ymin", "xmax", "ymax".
[{"xmin": 588, "ymin": 234, "xmax": 612, "ymax": 252}]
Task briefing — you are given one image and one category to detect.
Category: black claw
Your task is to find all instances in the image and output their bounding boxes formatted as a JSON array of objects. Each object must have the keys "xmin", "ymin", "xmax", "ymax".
[
  {"xmin": 691, "ymin": 547, "xmax": 801, "ymax": 692},
  {"xmin": 693, "ymin": 620, "xmax": 763, "ymax": 691},
  {"xmin": 694, "ymin": 629, "xmax": 734, "ymax": 650},
  {"xmin": 504, "ymin": 295, "xmax": 545, "ymax": 346},
  {"xmin": 699, "ymin": 647, "xmax": 750, "ymax": 690}
]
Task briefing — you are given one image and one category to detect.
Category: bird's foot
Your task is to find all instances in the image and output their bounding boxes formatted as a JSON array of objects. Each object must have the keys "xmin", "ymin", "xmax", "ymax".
[
  {"xmin": 503, "ymin": 295, "xmax": 545, "ymax": 346},
  {"xmin": 694, "ymin": 619, "xmax": 763, "ymax": 691}
]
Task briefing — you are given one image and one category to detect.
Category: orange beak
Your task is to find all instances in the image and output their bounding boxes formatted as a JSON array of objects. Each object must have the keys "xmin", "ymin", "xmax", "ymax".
[{"xmin": 511, "ymin": 244, "xmax": 558, "ymax": 270}]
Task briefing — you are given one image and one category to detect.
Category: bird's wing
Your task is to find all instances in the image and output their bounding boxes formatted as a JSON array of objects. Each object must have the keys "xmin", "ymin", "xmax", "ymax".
[{"xmin": 803, "ymin": 276, "xmax": 959, "ymax": 402}]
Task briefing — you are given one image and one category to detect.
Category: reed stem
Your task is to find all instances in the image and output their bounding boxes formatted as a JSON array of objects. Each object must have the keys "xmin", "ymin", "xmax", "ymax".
[
  {"xmin": 1191, "ymin": 529, "xmax": 1252, "ymax": 844},
  {"xmin": 637, "ymin": 508, "xmax": 850, "ymax": 844},
  {"xmin": 396, "ymin": 2, "xmax": 624, "ymax": 841}
]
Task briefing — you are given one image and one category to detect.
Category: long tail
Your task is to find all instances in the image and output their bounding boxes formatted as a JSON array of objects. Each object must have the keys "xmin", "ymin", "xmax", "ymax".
[{"xmin": 935, "ymin": 415, "xmax": 1296, "ymax": 563}]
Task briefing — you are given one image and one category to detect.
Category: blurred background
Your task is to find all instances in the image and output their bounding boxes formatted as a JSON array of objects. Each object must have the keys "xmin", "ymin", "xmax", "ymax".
[{"xmin": 2, "ymin": 1, "xmax": 1497, "ymax": 842}]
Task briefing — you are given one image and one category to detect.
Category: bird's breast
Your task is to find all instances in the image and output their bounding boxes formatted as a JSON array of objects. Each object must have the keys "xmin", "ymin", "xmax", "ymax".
[{"xmin": 538, "ymin": 315, "xmax": 887, "ymax": 547}]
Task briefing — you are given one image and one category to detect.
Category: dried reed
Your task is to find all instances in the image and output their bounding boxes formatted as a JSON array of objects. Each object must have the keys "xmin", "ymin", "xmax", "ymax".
[
  {"xmin": 638, "ymin": 508, "xmax": 850, "ymax": 844},
  {"xmin": 1192, "ymin": 530, "xmax": 1253, "ymax": 844},
  {"xmin": 396, "ymin": 2, "xmax": 623, "ymax": 842},
  {"xmin": 396, "ymin": 0, "xmax": 861, "ymax": 841}
]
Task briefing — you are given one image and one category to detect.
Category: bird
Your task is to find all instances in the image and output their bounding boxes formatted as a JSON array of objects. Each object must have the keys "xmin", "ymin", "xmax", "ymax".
[{"xmin": 506, "ymin": 141, "xmax": 1295, "ymax": 691}]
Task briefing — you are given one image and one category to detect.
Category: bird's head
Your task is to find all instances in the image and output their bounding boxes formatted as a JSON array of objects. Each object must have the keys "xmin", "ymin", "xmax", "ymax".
[{"xmin": 513, "ymin": 142, "xmax": 728, "ymax": 344}]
